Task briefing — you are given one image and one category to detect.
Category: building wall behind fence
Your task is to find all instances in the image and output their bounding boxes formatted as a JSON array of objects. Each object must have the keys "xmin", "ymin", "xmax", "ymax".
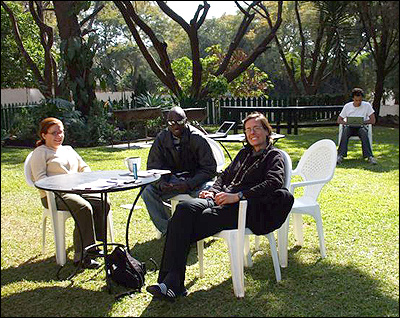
[
  {"xmin": 1, "ymin": 88, "xmax": 136, "ymax": 105},
  {"xmin": 1, "ymin": 88, "xmax": 44, "ymax": 104}
]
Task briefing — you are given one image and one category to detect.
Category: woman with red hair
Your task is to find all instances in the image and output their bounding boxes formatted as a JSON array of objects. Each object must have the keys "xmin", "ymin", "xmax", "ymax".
[{"xmin": 30, "ymin": 117, "xmax": 109, "ymax": 269}]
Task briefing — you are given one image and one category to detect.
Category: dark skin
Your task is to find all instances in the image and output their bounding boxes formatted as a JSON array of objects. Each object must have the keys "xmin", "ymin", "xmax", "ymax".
[{"xmin": 160, "ymin": 107, "xmax": 189, "ymax": 193}]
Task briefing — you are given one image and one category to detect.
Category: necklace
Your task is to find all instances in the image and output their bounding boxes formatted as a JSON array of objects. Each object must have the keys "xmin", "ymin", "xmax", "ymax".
[{"xmin": 229, "ymin": 144, "xmax": 270, "ymax": 187}]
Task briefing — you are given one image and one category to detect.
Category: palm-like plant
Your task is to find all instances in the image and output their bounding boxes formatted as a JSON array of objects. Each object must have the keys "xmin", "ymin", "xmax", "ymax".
[{"xmin": 135, "ymin": 92, "xmax": 170, "ymax": 109}]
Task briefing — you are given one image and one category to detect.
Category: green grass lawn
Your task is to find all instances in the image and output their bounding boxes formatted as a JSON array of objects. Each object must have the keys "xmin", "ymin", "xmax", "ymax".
[{"xmin": 1, "ymin": 126, "xmax": 399, "ymax": 317}]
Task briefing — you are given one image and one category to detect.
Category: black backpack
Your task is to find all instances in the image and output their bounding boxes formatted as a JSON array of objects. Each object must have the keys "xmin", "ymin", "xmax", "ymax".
[{"xmin": 105, "ymin": 244, "xmax": 146, "ymax": 291}]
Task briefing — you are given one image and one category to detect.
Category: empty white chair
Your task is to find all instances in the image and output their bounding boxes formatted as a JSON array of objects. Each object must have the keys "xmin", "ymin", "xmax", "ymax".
[
  {"xmin": 205, "ymin": 137, "xmax": 225, "ymax": 174},
  {"xmin": 170, "ymin": 137, "xmax": 225, "ymax": 213},
  {"xmin": 279, "ymin": 139, "xmax": 337, "ymax": 268},
  {"xmin": 24, "ymin": 151, "xmax": 115, "ymax": 266},
  {"xmin": 171, "ymin": 149, "xmax": 292, "ymax": 298},
  {"xmin": 338, "ymin": 123, "xmax": 373, "ymax": 151}
]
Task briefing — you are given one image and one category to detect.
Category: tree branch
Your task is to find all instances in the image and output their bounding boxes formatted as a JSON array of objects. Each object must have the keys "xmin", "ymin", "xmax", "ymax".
[
  {"xmin": 224, "ymin": 1, "xmax": 283, "ymax": 82},
  {"xmin": 214, "ymin": 1, "xmax": 260, "ymax": 77},
  {"xmin": 1, "ymin": 1, "xmax": 51, "ymax": 97},
  {"xmin": 114, "ymin": 1, "xmax": 182, "ymax": 97},
  {"xmin": 157, "ymin": 1, "xmax": 210, "ymax": 98},
  {"xmin": 260, "ymin": 2, "xmax": 301, "ymax": 95}
]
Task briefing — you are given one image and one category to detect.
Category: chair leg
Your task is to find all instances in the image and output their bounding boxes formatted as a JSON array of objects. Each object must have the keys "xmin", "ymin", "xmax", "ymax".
[
  {"xmin": 278, "ymin": 216, "xmax": 290, "ymax": 268},
  {"xmin": 197, "ymin": 240, "xmax": 204, "ymax": 278},
  {"xmin": 243, "ymin": 235, "xmax": 253, "ymax": 268},
  {"xmin": 267, "ymin": 232, "xmax": 281, "ymax": 282},
  {"xmin": 53, "ymin": 211, "xmax": 69, "ymax": 266},
  {"xmin": 293, "ymin": 213, "xmax": 304, "ymax": 245},
  {"xmin": 225, "ymin": 232, "xmax": 244, "ymax": 298},
  {"xmin": 107, "ymin": 211, "xmax": 115, "ymax": 243},
  {"xmin": 42, "ymin": 213, "xmax": 47, "ymax": 254},
  {"xmin": 313, "ymin": 208, "xmax": 326, "ymax": 258},
  {"xmin": 254, "ymin": 236, "xmax": 260, "ymax": 250}
]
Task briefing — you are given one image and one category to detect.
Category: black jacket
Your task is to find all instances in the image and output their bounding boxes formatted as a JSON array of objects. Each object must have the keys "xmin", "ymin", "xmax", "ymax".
[
  {"xmin": 147, "ymin": 125, "xmax": 217, "ymax": 190},
  {"xmin": 210, "ymin": 143, "xmax": 294, "ymax": 235}
]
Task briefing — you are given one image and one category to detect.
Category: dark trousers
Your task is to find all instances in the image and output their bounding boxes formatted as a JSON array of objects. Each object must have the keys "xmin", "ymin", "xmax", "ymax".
[
  {"xmin": 41, "ymin": 192, "xmax": 110, "ymax": 261},
  {"xmin": 338, "ymin": 125, "xmax": 373, "ymax": 158},
  {"xmin": 158, "ymin": 198, "xmax": 239, "ymax": 289}
]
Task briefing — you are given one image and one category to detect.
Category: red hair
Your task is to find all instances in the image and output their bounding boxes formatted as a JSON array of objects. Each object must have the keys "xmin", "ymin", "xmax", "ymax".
[{"xmin": 35, "ymin": 117, "xmax": 63, "ymax": 147}]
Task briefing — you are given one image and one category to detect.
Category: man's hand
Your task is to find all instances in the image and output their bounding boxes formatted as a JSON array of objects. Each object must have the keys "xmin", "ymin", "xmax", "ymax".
[
  {"xmin": 171, "ymin": 181, "xmax": 189, "ymax": 193},
  {"xmin": 159, "ymin": 181, "xmax": 174, "ymax": 193},
  {"xmin": 199, "ymin": 190, "xmax": 215, "ymax": 199},
  {"xmin": 214, "ymin": 192, "xmax": 240, "ymax": 206}
]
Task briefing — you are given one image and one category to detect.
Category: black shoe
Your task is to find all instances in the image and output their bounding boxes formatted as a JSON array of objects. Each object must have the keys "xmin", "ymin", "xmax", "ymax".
[
  {"xmin": 146, "ymin": 283, "xmax": 188, "ymax": 301},
  {"xmin": 86, "ymin": 247, "xmax": 104, "ymax": 258},
  {"xmin": 74, "ymin": 257, "xmax": 101, "ymax": 269}
]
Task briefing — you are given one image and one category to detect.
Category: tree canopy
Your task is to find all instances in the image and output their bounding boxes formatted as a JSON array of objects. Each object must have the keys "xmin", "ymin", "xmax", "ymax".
[{"xmin": 1, "ymin": 1, "xmax": 398, "ymax": 116}]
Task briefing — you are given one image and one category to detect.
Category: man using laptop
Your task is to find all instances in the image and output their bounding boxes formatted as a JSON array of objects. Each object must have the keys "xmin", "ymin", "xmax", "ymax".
[
  {"xmin": 141, "ymin": 107, "xmax": 217, "ymax": 237},
  {"xmin": 337, "ymin": 87, "xmax": 377, "ymax": 165}
]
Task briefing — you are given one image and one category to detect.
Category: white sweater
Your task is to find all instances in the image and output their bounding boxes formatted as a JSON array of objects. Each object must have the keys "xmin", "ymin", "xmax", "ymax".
[{"xmin": 30, "ymin": 145, "xmax": 90, "ymax": 198}]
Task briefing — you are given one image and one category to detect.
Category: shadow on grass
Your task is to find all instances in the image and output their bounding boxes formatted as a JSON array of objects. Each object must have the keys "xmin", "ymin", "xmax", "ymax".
[
  {"xmin": 140, "ymin": 247, "xmax": 398, "ymax": 317},
  {"xmin": 1, "ymin": 241, "xmax": 398, "ymax": 317},
  {"xmin": 1, "ymin": 285, "xmax": 115, "ymax": 317},
  {"xmin": 130, "ymin": 237, "xmax": 218, "ymax": 272}
]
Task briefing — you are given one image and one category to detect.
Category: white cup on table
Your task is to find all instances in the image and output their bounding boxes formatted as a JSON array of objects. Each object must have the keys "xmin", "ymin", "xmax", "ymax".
[{"xmin": 124, "ymin": 157, "xmax": 141, "ymax": 179}]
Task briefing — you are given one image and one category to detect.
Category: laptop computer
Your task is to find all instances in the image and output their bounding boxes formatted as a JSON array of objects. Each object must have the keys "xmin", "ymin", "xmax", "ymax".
[
  {"xmin": 346, "ymin": 116, "xmax": 364, "ymax": 126},
  {"xmin": 206, "ymin": 121, "xmax": 236, "ymax": 138}
]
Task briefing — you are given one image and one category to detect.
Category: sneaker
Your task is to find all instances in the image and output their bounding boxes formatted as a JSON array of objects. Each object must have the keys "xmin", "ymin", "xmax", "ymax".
[
  {"xmin": 86, "ymin": 247, "xmax": 104, "ymax": 258},
  {"xmin": 74, "ymin": 257, "xmax": 101, "ymax": 269},
  {"xmin": 146, "ymin": 283, "xmax": 188, "ymax": 301},
  {"xmin": 337, "ymin": 155, "xmax": 343, "ymax": 165},
  {"xmin": 368, "ymin": 156, "xmax": 377, "ymax": 164}
]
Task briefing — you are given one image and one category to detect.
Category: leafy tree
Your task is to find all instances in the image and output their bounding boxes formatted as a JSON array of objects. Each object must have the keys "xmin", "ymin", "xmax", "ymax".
[
  {"xmin": 1, "ymin": 1, "xmax": 61, "ymax": 97},
  {"xmin": 1, "ymin": 1, "xmax": 40, "ymax": 88},
  {"xmin": 113, "ymin": 1, "xmax": 282, "ymax": 104},
  {"xmin": 53, "ymin": 1, "xmax": 103, "ymax": 117},
  {"xmin": 261, "ymin": 1, "xmax": 366, "ymax": 96},
  {"xmin": 356, "ymin": 1, "xmax": 399, "ymax": 117},
  {"xmin": 88, "ymin": 2, "xmax": 160, "ymax": 92}
]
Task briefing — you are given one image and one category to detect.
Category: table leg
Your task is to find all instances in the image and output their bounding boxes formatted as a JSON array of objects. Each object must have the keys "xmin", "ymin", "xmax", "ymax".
[
  {"xmin": 125, "ymin": 186, "xmax": 146, "ymax": 254},
  {"xmin": 217, "ymin": 141, "xmax": 232, "ymax": 161},
  {"xmin": 101, "ymin": 192, "xmax": 113, "ymax": 293}
]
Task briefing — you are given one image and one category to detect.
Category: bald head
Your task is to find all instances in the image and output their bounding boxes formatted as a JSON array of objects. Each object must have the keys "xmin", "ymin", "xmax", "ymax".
[
  {"xmin": 167, "ymin": 106, "xmax": 187, "ymax": 138},
  {"xmin": 167, "ymin": 107, "xmax": 187, "ymax": 121}
]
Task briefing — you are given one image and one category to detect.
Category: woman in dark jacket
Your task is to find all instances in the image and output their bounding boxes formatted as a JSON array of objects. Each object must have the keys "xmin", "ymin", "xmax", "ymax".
[{"xmin": 147, "ymin": 112, "xmax": 294, "ymax": 300}]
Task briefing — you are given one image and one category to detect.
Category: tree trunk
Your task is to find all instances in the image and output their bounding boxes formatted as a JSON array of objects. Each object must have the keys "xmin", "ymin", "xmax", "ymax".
[
  {"xmin": 372, "ymin": 67, "xmax": 385, "ymax": 120},
  {"xmin": 53, "ymin": 1, "xmax": 96, "ymax": 117}
]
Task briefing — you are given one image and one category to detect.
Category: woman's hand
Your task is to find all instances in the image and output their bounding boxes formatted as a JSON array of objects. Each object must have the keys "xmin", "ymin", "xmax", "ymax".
[
  {"xmin": 214, "ymin": 192, "xmax": 240, "ymax": 206},
  {"xmin": 199, "ymin": 190, "xmax": 215, "ymax": 199}
]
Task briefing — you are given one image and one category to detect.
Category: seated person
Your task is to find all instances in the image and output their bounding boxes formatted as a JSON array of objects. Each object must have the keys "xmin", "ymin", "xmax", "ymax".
[
  {"xmin": 30, "ymin": 117, "xmax": 109, "ymax": 269},
  {"xmin": 146, "ymin": 112, "xmax": 294, "ymax": 300},
  {"xmin": 141, "ymin": 106, "xmax": 217, "ymax": 236},
  {"xmin": 337, "ymin": 87, "xmax": 377, "ymax": 165}
]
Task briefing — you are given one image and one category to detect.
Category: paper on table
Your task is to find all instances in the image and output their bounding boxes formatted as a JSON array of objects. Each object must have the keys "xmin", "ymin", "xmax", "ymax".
[
  {"xmin": 146, "ymin": 169, "xmax": 171, "ymax": 175},
  {"xmin": 72, "ymin": 178, "xmax": 140, "ymax": 190},
  {"xmin": 137, "ymin": 169, "xmax": 171, "ymax": 177}
]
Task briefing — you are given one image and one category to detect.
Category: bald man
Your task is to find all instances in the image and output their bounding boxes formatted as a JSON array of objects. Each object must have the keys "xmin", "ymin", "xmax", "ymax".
[{"xmin": 141, "ymin": 107, "xmax": 217, "ymax": 236}]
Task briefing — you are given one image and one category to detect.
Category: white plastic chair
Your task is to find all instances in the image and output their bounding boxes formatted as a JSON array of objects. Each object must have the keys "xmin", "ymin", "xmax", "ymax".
[
  {"xmin": 171, "ymin": 149, "xmax": 292, "ymax": 298},
  {"xmin": 24, "ymin": 151, "xmax": 115, "ymax": 266},
  {"xmin": 279, "ymin": 139, "xmax": 337, "ymax": 268},
  {"xmin": 170, "ymin": 137, "xmax": 225, "ymax": 212},
  {"xmin": 338, "ymin": 123, "xmax": 373, "ymax": 151},
  {"xmin": 205, "ymin": 136, "xmax": 225, "ymax": 174}
]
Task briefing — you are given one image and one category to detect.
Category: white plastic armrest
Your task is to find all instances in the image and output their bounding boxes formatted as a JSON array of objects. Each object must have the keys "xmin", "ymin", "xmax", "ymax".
[{"xmin": 290, "ymin": 179, "xmax": 330, "ymax": 193}]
